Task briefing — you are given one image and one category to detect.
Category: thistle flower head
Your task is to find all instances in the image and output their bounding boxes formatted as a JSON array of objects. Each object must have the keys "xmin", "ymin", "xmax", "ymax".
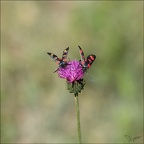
[
  {"xmin": 57, "ymin": 60, "xmax": 84, "ymax": 83},
  {"xmin": 57, "ymin": 60, "xmax": 85, "ymax": 96}
]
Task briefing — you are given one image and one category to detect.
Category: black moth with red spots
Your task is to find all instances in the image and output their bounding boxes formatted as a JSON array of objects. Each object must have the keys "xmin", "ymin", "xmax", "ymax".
[
  {"xmin": 47, "ymin": 47, "xmax": 69, "ymax": 72},
  {"xmin": 78, "ymin": 45, "xmax": 96, "ymax": 72}
]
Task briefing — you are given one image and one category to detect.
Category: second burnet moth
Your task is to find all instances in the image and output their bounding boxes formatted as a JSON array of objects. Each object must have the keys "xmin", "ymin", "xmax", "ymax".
[{"xmin": 78, "ymin": 45, "xmax": 96, "ymax": 72}]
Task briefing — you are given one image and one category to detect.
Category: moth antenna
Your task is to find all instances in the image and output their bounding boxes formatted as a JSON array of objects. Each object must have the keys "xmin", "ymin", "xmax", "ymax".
[
  {"xmin": 53, "ymin": 68, "xmax": 59, "ymax": 73},
  {"xmin": 85, "ymin": 72, "xmax": 94, "ymax": 82}
]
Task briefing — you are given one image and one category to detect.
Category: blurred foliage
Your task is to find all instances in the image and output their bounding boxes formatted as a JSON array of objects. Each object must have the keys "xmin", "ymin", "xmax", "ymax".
[{"xmin": 1, "ymin": 1, "xmax": 143, "ymax": 143}]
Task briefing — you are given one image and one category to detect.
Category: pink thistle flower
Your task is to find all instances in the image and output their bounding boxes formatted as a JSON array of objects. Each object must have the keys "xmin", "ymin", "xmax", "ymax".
[
  {"xmin": 57, "ymin": 60, "xmax": 85, "ymax": 83},
  {"xmin": 57, "ymin": 60, "xmax": 86, "ymax": 96}
]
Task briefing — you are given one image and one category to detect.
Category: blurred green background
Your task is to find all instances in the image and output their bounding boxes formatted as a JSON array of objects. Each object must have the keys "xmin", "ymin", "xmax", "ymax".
[{"xmin": 1, "ymin": 1, "xmax": 143, "ymax": 143}]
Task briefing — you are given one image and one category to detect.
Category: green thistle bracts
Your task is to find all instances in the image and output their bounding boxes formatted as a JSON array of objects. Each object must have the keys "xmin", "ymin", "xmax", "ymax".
[{"xmin": 66, "ymin": 79, "xmax": 86, "ymax": 96}]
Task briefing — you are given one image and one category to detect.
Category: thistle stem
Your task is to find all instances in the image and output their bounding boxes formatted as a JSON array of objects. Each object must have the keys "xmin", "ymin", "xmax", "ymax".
[{"xmin": 75, "ymin": 94, "xmax": 81, "ymax": 143}]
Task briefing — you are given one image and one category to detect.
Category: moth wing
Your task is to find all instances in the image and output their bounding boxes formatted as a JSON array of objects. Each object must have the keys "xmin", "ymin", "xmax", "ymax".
[
  {"xmin": 62, "ymin": 47, "xmax": 69, "ymax": 62},
  {"xmin": 47, "ymin": 52, "xmax": 60, "ymax": 65},
  {"xmin": 78, "ymin": 45, "xmax": 85, "ymax": 65},
  {"xmin": 85, "ymin": 54, "xmax": 96, "ymax": 68}
]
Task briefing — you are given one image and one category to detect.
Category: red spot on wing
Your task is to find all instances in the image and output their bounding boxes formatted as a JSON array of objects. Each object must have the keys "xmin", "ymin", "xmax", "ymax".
[
  {"xmin": 56, "ymin": 61, "xmax": 60, "ymax": 64},
  {"xmin": 80, "ymin": 49, "xmax": 83, "ymax": 54},
  {"xmin": 87, "ymin": 64, "xmax": 91, "ymax": 68},
  {"xmin": 89, "ymin": 55, "xmax": 95, "ymax": 60},
  {"xmin": 63, "ymin": 58, "xmax": 66, "ymax": 62},
  {"xmin": 81, "ymin": 61, "xmax": 85, "ymax": 65}
]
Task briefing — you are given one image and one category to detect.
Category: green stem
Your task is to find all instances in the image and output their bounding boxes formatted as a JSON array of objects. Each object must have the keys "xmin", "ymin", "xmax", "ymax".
[{"xmin": 75, "ymin": 94, "xmax": 81, "ymax": 143}]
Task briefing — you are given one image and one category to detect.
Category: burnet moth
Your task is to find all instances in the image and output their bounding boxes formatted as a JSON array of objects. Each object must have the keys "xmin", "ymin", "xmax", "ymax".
[
  {"xmin": 78, "ymin": 45, "xmax": 96, "ymax": 72},
  {"xmin": 47, "ymin": 47, "xmax": 69, "ymax": 72}
]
